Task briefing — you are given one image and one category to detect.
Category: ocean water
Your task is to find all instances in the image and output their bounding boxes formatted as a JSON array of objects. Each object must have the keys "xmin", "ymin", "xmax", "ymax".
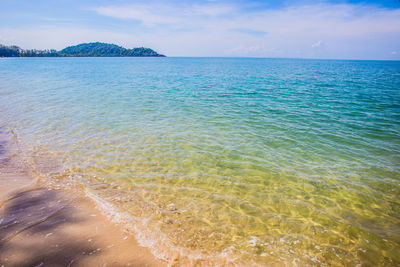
[{"xmin": 0, "ymin": 57, "xmax": 399, "ymax": 266}]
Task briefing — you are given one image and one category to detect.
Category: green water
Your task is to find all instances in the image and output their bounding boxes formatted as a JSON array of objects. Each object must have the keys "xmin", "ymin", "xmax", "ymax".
[{"xmin": 0, "ymin": 58, "xmax": 399, "ymax": 265}]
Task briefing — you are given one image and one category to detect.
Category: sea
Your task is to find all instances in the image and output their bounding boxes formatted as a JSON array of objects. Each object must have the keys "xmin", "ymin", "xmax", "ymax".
[{"xmin": 0, "ymin": 57, "xmax": 399, "ymax": 266}]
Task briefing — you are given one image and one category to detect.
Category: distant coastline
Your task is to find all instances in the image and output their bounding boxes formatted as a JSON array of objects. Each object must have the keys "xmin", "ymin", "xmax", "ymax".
[{"xmin": 0, "ymin": 42, "xmax": 165, "ymax": 57}]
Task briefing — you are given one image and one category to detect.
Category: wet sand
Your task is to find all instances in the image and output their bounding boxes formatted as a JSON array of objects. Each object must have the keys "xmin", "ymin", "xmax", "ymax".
[{"xmin": 0, "ymin": 126, "xmax": 167, "ymax": 267}]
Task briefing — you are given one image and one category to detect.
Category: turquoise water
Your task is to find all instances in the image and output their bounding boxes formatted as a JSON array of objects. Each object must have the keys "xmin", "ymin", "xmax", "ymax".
[{"xmin": 0, "ymin": 57, "xmax": 399, "ymax": 265}]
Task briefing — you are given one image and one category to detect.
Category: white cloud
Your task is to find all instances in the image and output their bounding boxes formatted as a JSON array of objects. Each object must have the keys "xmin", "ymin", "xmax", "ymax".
[
  {"xmin": 94, "ymin": 5, "xmax": 180, "ymax": 26},
  {"xmin": 92, "ymin": 3, "xmax": 237, "ymax": 27},
  {"xmin": 190, "ymin": 4, "xmax": 237, "ymax": 17},
  {"xmin": 312, "ymin": 40, "xmax": 323, "ymax": 48},
  {"xmin": 229, "ymin": 44, "xmax": 267, "ymax": 55}
]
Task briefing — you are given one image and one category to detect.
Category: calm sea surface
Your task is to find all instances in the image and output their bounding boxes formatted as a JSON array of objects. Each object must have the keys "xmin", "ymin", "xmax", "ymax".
[{"xmin": 0, "ymin": 57, "xmax": 399, "ymax": 265}]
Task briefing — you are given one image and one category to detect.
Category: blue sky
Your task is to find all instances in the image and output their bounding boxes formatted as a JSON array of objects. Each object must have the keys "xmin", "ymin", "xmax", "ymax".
[{"xmin": 1, "ymin": 0, "xmax": 399, "ymax": 59}]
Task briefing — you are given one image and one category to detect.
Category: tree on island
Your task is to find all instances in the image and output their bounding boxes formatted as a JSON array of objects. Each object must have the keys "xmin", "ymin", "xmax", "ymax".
[
  {"xmin": 0, "ymin": 45, "xmax": 21, "ymax": 57},
  {"xmin": 0, "ymin": 42, "xmax": 165, "ymax": 57}
]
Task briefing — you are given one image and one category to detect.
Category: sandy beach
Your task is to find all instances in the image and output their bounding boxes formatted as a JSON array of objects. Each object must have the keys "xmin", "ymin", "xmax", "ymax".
[{"xmin": 0, "ymin": 126, "xmax": 166, "ymax": 267}]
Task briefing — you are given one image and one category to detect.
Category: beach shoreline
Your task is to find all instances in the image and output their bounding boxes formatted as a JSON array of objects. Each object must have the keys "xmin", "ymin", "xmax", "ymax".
[{"xmin": 0, "ymin": 126, "xmax": 167, "ymax": 267}]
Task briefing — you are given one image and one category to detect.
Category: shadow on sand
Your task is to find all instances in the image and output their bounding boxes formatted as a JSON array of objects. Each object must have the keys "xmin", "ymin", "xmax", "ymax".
[{"xmin": 0, "ymin": 187, "xmax": 99, "ymax": 267}]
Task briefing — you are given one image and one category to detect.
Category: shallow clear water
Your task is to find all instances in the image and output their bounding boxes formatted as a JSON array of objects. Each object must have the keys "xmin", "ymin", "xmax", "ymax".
[{"xmin": 0, "ymin": 57, "xmax": 399, "ymax": 265}]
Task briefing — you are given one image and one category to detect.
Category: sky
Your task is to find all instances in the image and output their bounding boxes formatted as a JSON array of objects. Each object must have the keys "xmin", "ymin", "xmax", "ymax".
[{"xmin": 0, "ymin": 0, "xmax": 399, "ymax": 59}]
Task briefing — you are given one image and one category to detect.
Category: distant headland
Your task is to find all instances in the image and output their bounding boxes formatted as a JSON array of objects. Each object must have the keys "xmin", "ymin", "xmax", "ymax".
[{"xmin": 0, "ymin": 42, "xmax": 165, "ymax": 57}]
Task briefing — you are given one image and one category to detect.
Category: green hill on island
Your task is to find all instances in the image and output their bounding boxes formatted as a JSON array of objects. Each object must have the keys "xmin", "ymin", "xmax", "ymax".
[{"xmin": 0, "ymin": 42, "xmax": 165, "ymax": 57}]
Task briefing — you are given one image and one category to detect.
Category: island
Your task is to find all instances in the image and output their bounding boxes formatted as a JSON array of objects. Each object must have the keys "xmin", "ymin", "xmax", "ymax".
[{"xmin": 0, "ymin": 42, "xmax": 165, "ymax": 57}]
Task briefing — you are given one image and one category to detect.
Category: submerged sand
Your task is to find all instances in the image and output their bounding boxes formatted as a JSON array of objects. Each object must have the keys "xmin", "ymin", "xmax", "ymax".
[{"xmin": 0, "ymin": 126, "xmax": 166, "ymax": 267}]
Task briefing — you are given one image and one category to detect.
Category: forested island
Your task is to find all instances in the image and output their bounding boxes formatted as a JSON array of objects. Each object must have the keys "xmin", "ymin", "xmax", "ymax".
[{"xmin": 0, "ymin": 42, "xmax": 165, "ymax": 57}]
